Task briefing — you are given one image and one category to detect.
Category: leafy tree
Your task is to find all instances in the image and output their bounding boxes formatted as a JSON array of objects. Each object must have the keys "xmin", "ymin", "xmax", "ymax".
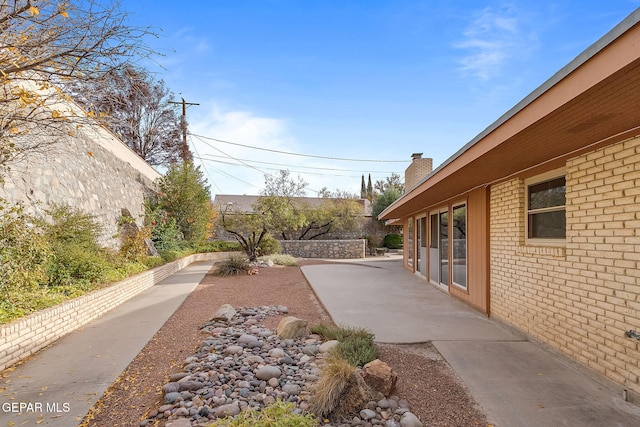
[
  {"xmin": 319, "ymin": 187, "xmax": 359, "ymax": 199},
  {"xmin": 219, "ymin": 200, "xmax": 270, "ymax": 261},
  {"xmin": 374, "ymin": 172, "xmax": 404, "ymax": 195},
  {"xmin": 72, "ymin": 66, "xmax": 184, "ymax": 166},
  {"xmin": 287, "ymin": 198, "xmax": 361, "ymax": 240},
  {"xmin": 372, "ymin": 186, "xmax": 403, "ymax": 219},
  {"xmin": 0, "ymin": 0, "xmax": 154, "ymax": 170},
  {"xmin": 151, "ymin": 162, "xmax": 212, "ymax": 244},
  {"xmin": 261, "ymin": 170, "xmax": 361, "ymax": 240},
  {"xmin": 261, "ymin": 169, "xmax": 307, "ymax": 198}
]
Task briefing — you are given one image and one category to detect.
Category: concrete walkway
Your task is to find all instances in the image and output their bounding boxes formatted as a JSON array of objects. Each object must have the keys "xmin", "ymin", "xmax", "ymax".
[
  {"xmin": 302, "ymin": 257, "xmax": 640, "ymax": 427},
  {"xmin": 0, "ymin": 260, "xmax": 216, "ymax": 427}
]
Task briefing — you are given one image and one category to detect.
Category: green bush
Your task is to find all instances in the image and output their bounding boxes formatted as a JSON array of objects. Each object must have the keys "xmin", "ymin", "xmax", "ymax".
[
  {"xmin": 311, "ymin": 323, "xmax": 378, "ymax": 367},
  {"xmin": 153, "ymin": 162, "xmax": 212, "ymax": 243},
  {"xmin": 145, "ymin": 206, "xmax": 184, "ymax": 257},
  {"xmin": 42, "ymin": 205, "xmax": 112, "ymax": 287},
  {"xmin": 0, "ymin": 200, "xmax": 51, "ymax": 304},
  {"xmin": 383, "ymin": 234, "xmax": 403, "ymax": 249},
  {"xmin": 215, "ymin": 255, "xmax": 251, "ymax": 277},
  {"xmin": 193, "ymin": 240, "xmax": 241, "ymax": 253},
  {"xmin": 332, "ymin": 335, "xmax": 378, "ymax": 367},
  {"xmin": 210, "ymin": 400, "xmax": 317, "ymax": 427},
  {"xmin": 257, "ymin": 234, "xmax": 281, "ymax": 257}
]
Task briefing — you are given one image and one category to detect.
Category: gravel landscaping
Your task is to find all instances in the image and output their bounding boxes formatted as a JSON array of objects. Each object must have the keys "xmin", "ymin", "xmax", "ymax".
[{"xmin": 81, "ymin": 260, "xmax": 488, "ymax": 426}]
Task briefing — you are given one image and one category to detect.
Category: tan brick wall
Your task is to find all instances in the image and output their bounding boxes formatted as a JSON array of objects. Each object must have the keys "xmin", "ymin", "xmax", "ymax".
[
  {"xmin": 0, "ymin": 252, "xmax": 233, "ymax": 372},
  {"xmin": 405, "ymin": 157, "xmax": 433, "ymax": 190},
  {"xmin": 490, "ymin": 136, "xmax": 640, "ymax": 394}
]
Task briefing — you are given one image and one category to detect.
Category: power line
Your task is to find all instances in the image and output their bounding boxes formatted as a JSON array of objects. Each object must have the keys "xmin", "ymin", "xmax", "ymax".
[
  {"xmin": 194, "ymin": 155, "xmax": 368, "ymax": 178},
  {"xmin": 189, "ymin": 133, "xmax": 410, "ymax": 163},
  {"xmin": 195, "ymin": 153, "xmax": 399, "ymax": 174},
  {"xmin": 189, "ymin": 135, "xmax": 222, "ymax": 194}
]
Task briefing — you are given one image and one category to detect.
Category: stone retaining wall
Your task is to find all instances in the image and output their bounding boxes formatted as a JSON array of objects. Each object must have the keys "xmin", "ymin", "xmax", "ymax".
[
  {"xmin": 0, "ymin": 252, "xmax": 234, "ymax": 372},
  {"xmin": 281, "ymin": 239, "xmax": 365, "ymax": 259},
  {"xmin": 0, "ymin": 116, "xmax": 161, "ymax": 248}
]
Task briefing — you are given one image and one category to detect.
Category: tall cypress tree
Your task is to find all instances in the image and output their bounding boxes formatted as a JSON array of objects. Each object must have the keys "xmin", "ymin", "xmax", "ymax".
[
  {"xmin": 361, "ymin": 175, "xmax": 367, "ymax": 199},
  {"xmin": 367, "ymin": 174, "xmax": 373, "ymax": 201}
]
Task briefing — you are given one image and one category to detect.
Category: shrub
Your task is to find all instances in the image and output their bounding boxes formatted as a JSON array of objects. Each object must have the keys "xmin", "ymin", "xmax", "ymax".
[
  {"xmin": 383, "ymin": 233, "xmax": 403, "ymax": 249},
  {"xmin": 310, "ymin": 323, "xmax": 373, "ymax": 342},
  {"xmin": 119, "ymin": 226, "xmax": 152, "ymax": 263},
  {"xmin": 145, "ymin": 205, "xmax": 184, "ymax": 257},
  {"xmin": 209, "ymin": 400, "xmax": 317, "ymax": 427},
  {"xmin": 257, "ymin": 233, "xmax": 281, "ymax": 256},
  {"xmin": 311, "ymin": 323, "xmax": 377, "ymax": 367},
  {"xmin": 309, "ymin": 354, "xmax": 366, "ymax": 420},
  {"xmin": 332, "ymin": 335, "xmax": 378, "ymax": 368},
  {"xmin": 41, "ymin": 204, "xmax": 113, "ymax": 287},
  {"xmin": 258, "ymin": 254, "xmax": 298, "ymax": 266},
  {"xmin": 193, "ymin": 240, "xmax": 241, "ymax": 253},
  {"xmin": 215, "ymin": 255, "xmax": 250, "ymax": 277},
  {"xmin": 153, "ymin": 162, "xmax": 212, "ymax": 243},
  {"xmin": 43, "ymin": 204, "xmax": 103, "ymax": 251},
  {"xmin": 0, "ymin": 200, "xmax": 51, "ymax": 304}
]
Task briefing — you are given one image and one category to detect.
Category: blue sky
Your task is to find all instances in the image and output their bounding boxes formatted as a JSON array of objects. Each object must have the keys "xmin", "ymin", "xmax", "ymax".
[{"xmin": 124, "ymin": 1, "xmax": 640, "ymax": 197}]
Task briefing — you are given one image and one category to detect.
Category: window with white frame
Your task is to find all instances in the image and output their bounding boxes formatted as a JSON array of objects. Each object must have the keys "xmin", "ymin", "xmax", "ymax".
[{"xmin": 525, "ymin": 169, "xmax": 566, "ymax": 243}]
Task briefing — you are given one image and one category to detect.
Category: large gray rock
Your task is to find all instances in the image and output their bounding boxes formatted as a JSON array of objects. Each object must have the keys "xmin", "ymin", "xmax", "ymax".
[
  {"xmin": 215, "ymin": 402, "xmax": 241, "ymax": 418},
  {"xmin": 212, "ymin": 304, "xmax": 236, "ymax": 321},
  {"xmin": 319, "ymin": 339, "xmax": 339, "ymax": 353},
  {"xmin": 276, "ymin": 316, "xmax": 307, "ymax": 339},
  {"xmin": 256, "ymin": 366, "xmax": 282, "ymax": 380}
]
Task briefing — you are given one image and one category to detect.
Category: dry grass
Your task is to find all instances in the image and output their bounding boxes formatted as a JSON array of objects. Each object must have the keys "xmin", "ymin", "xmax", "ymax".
[{"xmin": 309, "ymin": 355, "xmax": 369, "ymax": 421}]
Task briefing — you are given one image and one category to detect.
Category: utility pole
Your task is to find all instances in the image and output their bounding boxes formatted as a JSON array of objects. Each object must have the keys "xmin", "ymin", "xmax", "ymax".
[{"xmin": 169, "ymin": 97, "xmax": 199, "ymax": 162}]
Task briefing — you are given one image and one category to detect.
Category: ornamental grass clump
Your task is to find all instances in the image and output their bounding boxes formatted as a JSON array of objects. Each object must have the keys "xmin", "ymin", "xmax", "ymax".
[
  {"xmin": 309, "ymin": 354, "xmax": 368, "ymax": 421},
  {"xmin": 209, "ymin": 400, "xmax": 317, "ymax": 427},
  {"xmin": 215, "ymin": 255, "xmax": 251, "ymax": 277}
]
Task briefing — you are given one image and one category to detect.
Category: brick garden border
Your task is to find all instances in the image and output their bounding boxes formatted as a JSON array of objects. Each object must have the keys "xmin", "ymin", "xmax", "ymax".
[{"xmin": 0, "ymin": 252, "xmax": 234, "ymax": 372}]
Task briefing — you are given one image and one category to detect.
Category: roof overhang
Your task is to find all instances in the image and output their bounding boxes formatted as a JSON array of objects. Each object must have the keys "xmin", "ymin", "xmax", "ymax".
[{"xmin": 380, "ymin": 8, "xmax": 640, "ymax": 220}]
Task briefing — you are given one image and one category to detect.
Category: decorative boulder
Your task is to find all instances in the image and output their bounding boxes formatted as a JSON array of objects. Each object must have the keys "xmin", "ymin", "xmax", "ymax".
[
  {"xmin": 276, "ymin": 316, "xmax": 307, "ymax": 339},
  {"xmin": 211, "ymin": 304, "xmax": 236, "ymax": 321},
  {"xmin": 359, "ymin": 359, "xmax": 397, "ymax": 397},
  {"xmin": 319, "ymin": 339, "xmax": 340, "ymax": 353}
]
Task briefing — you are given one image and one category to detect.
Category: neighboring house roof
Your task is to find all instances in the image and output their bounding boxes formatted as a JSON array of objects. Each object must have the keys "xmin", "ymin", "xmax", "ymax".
[
  {"xmin": 380, "ymin": 8, "xmax": 640, "ymax": 220},
  {"xmin": 213, "ymin": 194, "xmax": 372, "ymax": 217}
]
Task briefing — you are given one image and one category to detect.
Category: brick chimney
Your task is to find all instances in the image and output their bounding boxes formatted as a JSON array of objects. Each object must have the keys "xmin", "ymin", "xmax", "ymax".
[{"xmin": 404, "ymin": 153, "xmax": 433, "ymax": 191}]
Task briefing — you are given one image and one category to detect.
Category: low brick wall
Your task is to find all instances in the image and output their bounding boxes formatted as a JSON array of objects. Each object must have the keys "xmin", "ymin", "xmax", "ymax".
[
  {"xmin": 281, "ymin": 239, "xmax": 365, "ymax": 259},
  {"xmin": 0, "ymin": 252, "xmax": 234, "ymax": 372}
]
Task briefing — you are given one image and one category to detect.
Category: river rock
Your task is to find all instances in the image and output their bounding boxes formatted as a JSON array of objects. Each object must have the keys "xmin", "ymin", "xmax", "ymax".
[{"xmin": 256, "ymin": 366, "xmax": 282, "ymax": 380}]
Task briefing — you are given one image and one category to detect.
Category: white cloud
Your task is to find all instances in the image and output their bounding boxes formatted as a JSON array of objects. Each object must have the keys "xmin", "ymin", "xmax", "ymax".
[
  {"xmin": 454, "ymin": 5, "xmax": 536, "ymax": 81},
  {"xmin": 188, "ymin": 104, "xmax": 369, "ymax": 197},
  {"xmin": 189, "ymin": 104, "xmax": 300, "ymax": 195}
]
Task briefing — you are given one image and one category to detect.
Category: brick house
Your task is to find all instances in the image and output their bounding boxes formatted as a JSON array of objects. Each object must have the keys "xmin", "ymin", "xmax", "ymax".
[{"xmin": 379, "ymin": 9, "xmax": 640, "ymax": 397}]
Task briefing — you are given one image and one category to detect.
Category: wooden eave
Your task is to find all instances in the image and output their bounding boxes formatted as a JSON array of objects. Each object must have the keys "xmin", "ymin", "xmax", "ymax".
[{"xmin": 380, "ymin": 9, "xmax": 640, "ymax": 220}]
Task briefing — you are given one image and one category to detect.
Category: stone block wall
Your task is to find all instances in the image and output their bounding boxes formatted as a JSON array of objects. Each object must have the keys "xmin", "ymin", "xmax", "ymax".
[
  {"xmin": 0, "ymin": 252, "xmax": 233, "ymax": 372},
  {"xmin": 0, "ymin": 125, "xmax": 161, "ymax": 248},
  {"xmin": 281, "ymin": 239, "xmax": 365, "ymax": 259},
  {"xmin": 490, "ymin": 135, "xmax": 640, "ymax": 395}
]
